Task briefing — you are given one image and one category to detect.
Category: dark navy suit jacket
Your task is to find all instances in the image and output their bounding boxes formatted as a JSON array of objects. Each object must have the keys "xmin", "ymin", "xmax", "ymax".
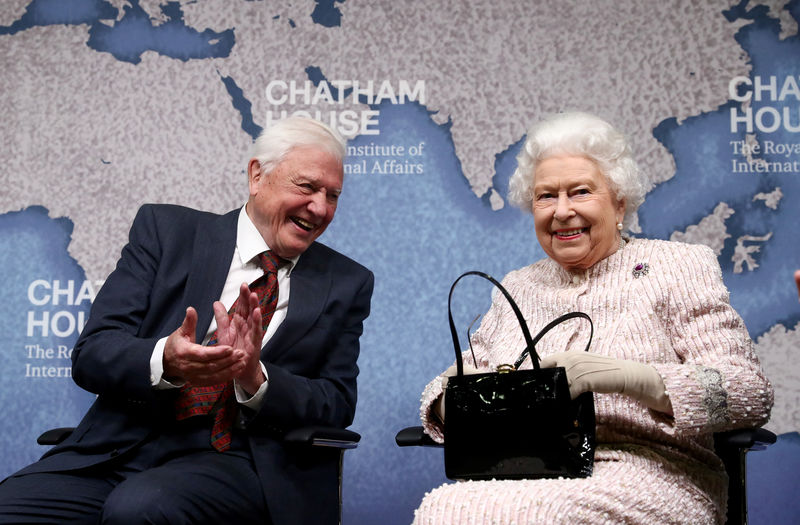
[{"xmin": 18, "ymin": 204, "xmax": 374, "ymax": 525}]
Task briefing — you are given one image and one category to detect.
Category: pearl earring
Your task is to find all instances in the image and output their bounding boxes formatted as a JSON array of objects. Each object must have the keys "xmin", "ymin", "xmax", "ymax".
[{"xmin": 616, "ymin": 222, "xmax": 623, "ymax": 231}]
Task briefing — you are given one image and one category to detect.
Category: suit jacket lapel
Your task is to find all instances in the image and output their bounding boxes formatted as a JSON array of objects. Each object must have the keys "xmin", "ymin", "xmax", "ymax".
[
  {"xmin": 183, "ymin": 209, "xmax": 239, "ymax": 341},
  {"xmin": 263, "ymin": 243, "xmax": 331, "ymax": 360}
]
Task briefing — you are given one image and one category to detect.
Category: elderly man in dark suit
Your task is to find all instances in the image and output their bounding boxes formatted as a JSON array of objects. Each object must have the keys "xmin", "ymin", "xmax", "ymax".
[{"xmin": 0, "ymin": 116, "xmax": 374, "ymax": 525}]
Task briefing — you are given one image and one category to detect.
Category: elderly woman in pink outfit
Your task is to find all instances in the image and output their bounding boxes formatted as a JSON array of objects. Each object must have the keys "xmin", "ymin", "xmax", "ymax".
[{"xmin": 413, "ymin": 112, "xmax": 773, "ymax": 524}]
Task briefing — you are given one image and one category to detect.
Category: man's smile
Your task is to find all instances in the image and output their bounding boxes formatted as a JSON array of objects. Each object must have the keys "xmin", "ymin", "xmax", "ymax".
[{"xmin": 291, "ymin": 216, "xmax": 315, "ymax": 231}]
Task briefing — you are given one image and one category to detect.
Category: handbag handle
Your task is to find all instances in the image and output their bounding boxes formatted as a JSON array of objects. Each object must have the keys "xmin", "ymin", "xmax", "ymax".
[
  {"xmin": 513, "ymin": 311, "xmax": 593, "ymax": 369},
  {"xmin": 449, "ymin": 271, "xmax": 534, "ymax": 376},
  {"xmin": 448, "ymin": 271, "xmax": 593, "ymax": 375}
]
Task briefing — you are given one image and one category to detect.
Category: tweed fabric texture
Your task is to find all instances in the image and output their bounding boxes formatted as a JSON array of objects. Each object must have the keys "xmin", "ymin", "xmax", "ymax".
[{"xmin": 416, "ymin": 238, "xmax": 773, "ymax": 524}]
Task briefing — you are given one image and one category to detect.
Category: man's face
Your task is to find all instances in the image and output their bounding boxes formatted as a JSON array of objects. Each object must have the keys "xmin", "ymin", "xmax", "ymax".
[{"xmin": 246, "ymin": 146, "xmax": 343, "ymax": 258}]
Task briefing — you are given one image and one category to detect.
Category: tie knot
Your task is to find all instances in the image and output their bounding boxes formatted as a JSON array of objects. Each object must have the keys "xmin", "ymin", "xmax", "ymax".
[{"xmin": 257, "ymin": 250, "xmax": 286, "ymax": 274}]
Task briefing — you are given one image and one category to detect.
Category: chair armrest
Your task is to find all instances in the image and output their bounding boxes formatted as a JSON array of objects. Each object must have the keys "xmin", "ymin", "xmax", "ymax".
[
  {"xmin": 713, "ymin": 427, "xmax": 776, "ymax": 525},
  {"xmin": 283, "ymin": 426, "xmax": 361, "ymax": 449},
  {"xmin": 714, "ymin": 427, "xmax": 777, "ymax": 453},
  {"xmin": 38, "ymin": 425, "xmax": 360, "ymax": 450},
  {"xmin": 396, "ymin": 426, "xmax": 780, "ymax": 451},
  {"xmin": 37, "ymin": 427, "xmax": 75, "ymax": 446},
  {"xmin": 395, "ymin": 426, "xmax": 443, "ymax": 448}
]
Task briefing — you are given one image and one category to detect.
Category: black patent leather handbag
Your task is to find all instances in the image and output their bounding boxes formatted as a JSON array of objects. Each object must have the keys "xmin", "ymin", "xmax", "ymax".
[{"xmin": 443, "ymin": 271, "xmax": 596, "ymax": 480}]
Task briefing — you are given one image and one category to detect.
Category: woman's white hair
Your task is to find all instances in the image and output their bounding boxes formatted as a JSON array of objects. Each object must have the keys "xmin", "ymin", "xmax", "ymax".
[
  {"xmin": 507, "ymin": 111, "xmax": 645, "ymax": 231},
  {"xmin": 250, "ymin": 116, "xmax": 346, "ymax": 174}
]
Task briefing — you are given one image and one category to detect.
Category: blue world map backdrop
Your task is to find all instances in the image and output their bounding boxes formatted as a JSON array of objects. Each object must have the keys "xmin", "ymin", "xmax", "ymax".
[{"xmin": 1, "ymin": 1, "xmax": 799, "ymax": 524}]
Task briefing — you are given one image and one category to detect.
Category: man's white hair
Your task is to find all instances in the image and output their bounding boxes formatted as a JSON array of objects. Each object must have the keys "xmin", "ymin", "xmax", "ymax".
[{"xmin": 250, "ymin": 116, "xmax": 346, "ymax": 175}]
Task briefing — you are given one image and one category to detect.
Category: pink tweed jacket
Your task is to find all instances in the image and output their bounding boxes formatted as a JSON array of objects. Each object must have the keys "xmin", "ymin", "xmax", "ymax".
[{"xmin": 415, "ymin": 238, "xmax": 773, "ymax": 524}]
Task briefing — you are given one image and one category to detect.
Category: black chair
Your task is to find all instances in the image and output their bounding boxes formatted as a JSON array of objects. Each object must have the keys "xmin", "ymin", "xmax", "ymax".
[
  {"xmin": 39, "ymin": 425, "xmax": 360, "ymax": 525},
  {"xmin": 396, "ymin": 425, "xmax": 776, "ymax": 525},
  {"xmin": 713, "ymin": 428, "xmax": 776, "ymax": 525}
]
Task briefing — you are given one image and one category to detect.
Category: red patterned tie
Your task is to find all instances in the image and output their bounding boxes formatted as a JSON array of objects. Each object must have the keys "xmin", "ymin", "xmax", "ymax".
[{"xmin": 175, "ymin": 251, "xmax": 283, "ymax": 451}]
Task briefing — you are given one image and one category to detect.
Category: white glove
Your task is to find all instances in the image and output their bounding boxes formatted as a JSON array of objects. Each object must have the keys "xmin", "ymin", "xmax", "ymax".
[
  {"xmin": 434, "ymin": 363, "xmax": 481, "ymax": 422},
  {"xmin": 539, "ymin": 351, "xmax": 673, "ymax": 414}
]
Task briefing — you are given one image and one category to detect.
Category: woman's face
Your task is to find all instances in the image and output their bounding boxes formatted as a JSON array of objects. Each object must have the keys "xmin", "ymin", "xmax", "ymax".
[{"xmin": 532, "ymin": 155, "xmax": 625, "ymax": 271}]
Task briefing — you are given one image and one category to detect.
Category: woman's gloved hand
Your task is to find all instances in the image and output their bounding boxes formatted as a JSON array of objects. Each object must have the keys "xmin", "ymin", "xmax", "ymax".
[{"xmin": 539, "ymin": 352, "xmax": 673, "ymax": 414}]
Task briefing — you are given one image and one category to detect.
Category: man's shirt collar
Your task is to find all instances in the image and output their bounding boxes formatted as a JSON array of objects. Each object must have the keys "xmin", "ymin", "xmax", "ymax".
[{"xmin": 237, "ymin": 206, "xmax": 299, "ymax": 274}]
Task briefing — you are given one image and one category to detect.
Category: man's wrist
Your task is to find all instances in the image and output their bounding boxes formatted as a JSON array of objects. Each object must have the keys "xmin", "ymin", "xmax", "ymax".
[
  {"xmin": 239, "ymin": 373, "xmax": 266, "ymax": 397},
  {"xmin": 238, "ymin": 361, "xmax": 269, "ymax": 397},
  {"xmin": 235, "ymin": 362, "xmax": 269, "ymax": 409}
]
